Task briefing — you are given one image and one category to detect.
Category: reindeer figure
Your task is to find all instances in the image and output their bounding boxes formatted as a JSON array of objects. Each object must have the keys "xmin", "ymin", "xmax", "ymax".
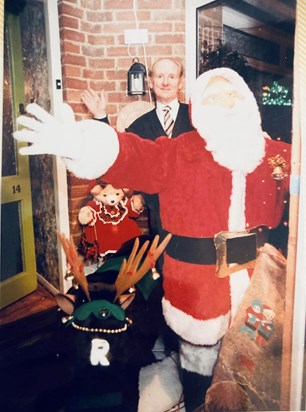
[{"xmin": 56, "ymin": 233, "xmax": 171, "ymax": 412}]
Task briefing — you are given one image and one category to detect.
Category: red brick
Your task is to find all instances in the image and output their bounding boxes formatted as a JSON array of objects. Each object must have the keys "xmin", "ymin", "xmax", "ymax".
[
  {"xmin": 87, "ymin": 58, "xmax": 115, "ymax": 69},
  {"xmin": 117, "ymin": 57, "xmax": 139, "ymax": 70},
  {"xmin": 145, "ymin": 22, "xmax": 172, "ymax": 32},
  {"xmin": 87, "ymin": 34, "xmax": 115, "ymax": 46},
  {"xmin": 68, "ymin": 175, "xmax": 91, "ymax": 186},
  {"xmin": 64, "ymin": 89, "xmax": 86, "ymax": 102},
  {"xmin": 156, "ymin": 34, "xmax": 185, "ymax": 44},
  {"xmin": 65, "ymin": 78, "xmax": 88, "ymax": 90},
  {"xmin": 106, "ymin": 46, "xmax": 132, "ymax": 57},
  {"xmin": 104, "ymin": 0, "xmax": 133, "ymax": 8},
  {"xmin": 62, "ymin": 54, "xmax": 87, "ymax": 66},
  {"xmin": 82, "ymin": 68, "xmax": 105, "ymax": 80},
  {"xmin": 80, "ymin": 0, "xmax": 103, "ymax": 9},
  {"xmin": 108, "ymin": 92, "xmax": 131, "ymax": 104},
  {"xmin": 114, "ymin": 10, "xmax": 135, "ymax": 21},
  {"xmin": 80, "ymin": 21, "xmax": 103, "ymax": 33},
  {"xmin": 59, "ymin": 14, "xmax": 79, "ymax": 30},
  {"xmin": 62, "ymin": 40, "xmax": 81, "ymax": 54},
  {"xmin": 101, "ymin": 21, "xmax": 137, "ymax": 33},
  {"xmin": 62, "ymin": 65, "xmax": 82, "ymax": 78},
  {"xmin": 89, "ymin": 80, "xmax": 116, "ymax": 91},
  {"xmin": 86, "ymin": 10, "xmax": 111, "ymax": 22},
  {"xmin": 81, "ymin": 45, "xmax": 105, "ymax": 57},
  {"xmin": 145, "ymin": 45, "xmax": 172, "ymax": 56},
  {"xmin": 106, "ymin": 69, "xmax": 126, "ymax": 80},
  {"xmin": 174, "ymin": 22, "xmax": 185, "ymax": 32},
  {"xmin": 60, "ymin": 3, "xmax": 84, "ymax": 19},
  {"xmin": 61, "ymin": 28, "xmax": 86, "ymax": 43},
  {"xmin": 70, "ymin": 196, "xmax": 91, "ymax": 210},
  {"xmin": 138, "ymin": 0, "xmax": 172, "ymax": 9}
]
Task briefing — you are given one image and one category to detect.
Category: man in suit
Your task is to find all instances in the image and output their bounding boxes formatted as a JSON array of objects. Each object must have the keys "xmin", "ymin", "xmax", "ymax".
[
  {"xmin": 81, "ymin": 58, "xmax": 194, "ymax": 235},
  {"xmin": 81, "ymin": 58, "xmax": 194, "ymax": 355}
]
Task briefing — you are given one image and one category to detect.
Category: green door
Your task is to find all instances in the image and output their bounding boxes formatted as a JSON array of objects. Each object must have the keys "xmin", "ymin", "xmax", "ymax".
[{"xmin": 1, "ymin": 13, "xmax": 37, "ymax": 309}]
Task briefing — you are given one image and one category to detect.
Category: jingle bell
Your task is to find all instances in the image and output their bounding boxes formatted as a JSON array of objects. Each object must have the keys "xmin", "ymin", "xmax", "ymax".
[
  {"xmin": 271, "ymin": 165, "xmax": 288, "ymax": 180},
  {"xmin": 151, "ymin": 267, "xmax": 160, "ymax": 280},
  {"xmin": 268, "ymin": 155, "xmax": 288, "ymax": 181}
]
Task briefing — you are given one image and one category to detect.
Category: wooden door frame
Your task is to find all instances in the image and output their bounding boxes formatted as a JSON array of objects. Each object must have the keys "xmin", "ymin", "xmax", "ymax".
[
  {"xmin": 36, "ymin": 0, "xmax": 70, "ymax": 294},
  {"xmin": 1, "ymin": 11, "xmax": 37, "ymax": 308}
]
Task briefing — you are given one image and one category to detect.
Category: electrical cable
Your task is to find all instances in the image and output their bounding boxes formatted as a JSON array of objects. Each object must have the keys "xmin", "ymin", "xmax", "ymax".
[{"xmin": 130, "ymin": 0, "xmax": 152, "ymax": 103}]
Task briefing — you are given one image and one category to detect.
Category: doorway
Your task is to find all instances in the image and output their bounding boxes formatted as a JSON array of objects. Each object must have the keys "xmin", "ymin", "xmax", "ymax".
[
  {"xmin": 1, "ymin": 11, "xmax": 37, "ymax": 309},
  {"xmin": 1, "ymin": 0, "xmax": 69, "ymax": 309}
]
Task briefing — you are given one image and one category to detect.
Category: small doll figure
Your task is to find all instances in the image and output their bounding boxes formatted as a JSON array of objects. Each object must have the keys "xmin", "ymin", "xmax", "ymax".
[
  {"xmin": 255, "ymin": 306, "xmax": 275, "ymax": 347},
  {"xmin": 240, "ymin": 299, "xmax": 263, "ymax": 340},
  {"xmin": 78, "ymin": 180, "xmax": 143, "ymax": 262}
]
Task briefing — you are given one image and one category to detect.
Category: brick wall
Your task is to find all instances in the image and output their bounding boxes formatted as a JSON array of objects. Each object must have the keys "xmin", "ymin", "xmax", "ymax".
[{"xmin": 57, "ymin": 0, "xmax": 186, "ymax": 242}]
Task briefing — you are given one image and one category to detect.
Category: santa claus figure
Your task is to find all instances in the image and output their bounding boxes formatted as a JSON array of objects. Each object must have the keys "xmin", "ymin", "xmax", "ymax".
[{"xmin": 14, "ymin": 68, "xmax": 291, "ymax": 411}]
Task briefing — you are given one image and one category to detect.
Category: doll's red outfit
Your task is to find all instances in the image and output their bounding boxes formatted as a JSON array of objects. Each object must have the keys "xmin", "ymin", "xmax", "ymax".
[
  {"xmin": 83, "ymin": 197, "xmax": 142, "ymax": 256},
  {"xmin": 103, "ymin": 130, "xmax": 290, "ymax": 348}
]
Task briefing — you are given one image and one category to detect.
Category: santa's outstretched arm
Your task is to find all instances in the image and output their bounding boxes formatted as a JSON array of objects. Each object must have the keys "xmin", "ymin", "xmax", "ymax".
[{"xmin": 13, "ymin": 103, "xmax": 119, "ymax": 180}]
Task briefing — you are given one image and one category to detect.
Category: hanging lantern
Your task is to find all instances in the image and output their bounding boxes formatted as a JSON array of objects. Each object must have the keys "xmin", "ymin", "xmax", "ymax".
[{"xmin": 127, "ymin": 57, "xmax": 146, "ymax": 96}]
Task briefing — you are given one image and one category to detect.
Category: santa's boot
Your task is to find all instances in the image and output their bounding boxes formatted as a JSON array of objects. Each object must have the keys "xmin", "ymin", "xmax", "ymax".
[
  {"xmin": 179, "ymin": 340, "xmax": 219, "ymax": 411},
  {"xmin": 181, "ymin": 369, "xmax": 212, "ymax": 412}
]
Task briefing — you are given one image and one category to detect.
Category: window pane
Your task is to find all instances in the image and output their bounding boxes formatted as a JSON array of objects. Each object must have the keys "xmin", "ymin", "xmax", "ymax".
[{"xmin": 1, "ymin": 202, "xmax": 23, "ymax": 281}]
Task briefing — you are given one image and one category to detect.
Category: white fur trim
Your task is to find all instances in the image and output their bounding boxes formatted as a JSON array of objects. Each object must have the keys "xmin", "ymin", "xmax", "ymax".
[
  {"xmin": 229, "ymin": 269, "xmax": 250, "ymax": 321},
  {"xmin": 162, "ymin": 297, "xmax": 230, "ymax": 345},
  {"xmin": 180, "ymin": 340, "xmax": 220, "ymax": 376},
  {"xmin": 228, "ymin": 170, "xmax": 246, "ymax": 231},
  {"xmin": 138, "ymin": 354, "xmax": 183, "ymax": 412},
  {"xmin": 65, "ymin": 120, "xmax": 119, "ymax": 179},
  {"xmin": 228, "ymin": 170, "xmax": 251, "ymax": 320},
  {"xmin": 191, "ymin": 68, "xmax": 261, "ymax": 127}
]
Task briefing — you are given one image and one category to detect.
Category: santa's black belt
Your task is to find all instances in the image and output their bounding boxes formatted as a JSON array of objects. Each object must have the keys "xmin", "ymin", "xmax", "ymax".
[{"xmin": 163, "ymin": 225, "xmax": 269, "ymax": 270}]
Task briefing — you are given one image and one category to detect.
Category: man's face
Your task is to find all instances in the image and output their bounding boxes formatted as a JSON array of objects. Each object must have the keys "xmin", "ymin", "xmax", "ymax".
[
  {"xmin": 148, "ymin": 59, "xmax": 184, "ymax": 104},
  {"xmin": 201, "ymin": 77, "xmax": 243, "ymax": 110}
]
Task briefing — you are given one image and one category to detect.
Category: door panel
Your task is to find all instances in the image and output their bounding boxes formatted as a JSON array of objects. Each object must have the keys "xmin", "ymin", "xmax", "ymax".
[
  {"xmin": 19, "ymin": 0, "xmax": 60, "ymax": 289},
  {"xmin": 0, "ymin": 13, "xmax": 37, "ymax": 309}
]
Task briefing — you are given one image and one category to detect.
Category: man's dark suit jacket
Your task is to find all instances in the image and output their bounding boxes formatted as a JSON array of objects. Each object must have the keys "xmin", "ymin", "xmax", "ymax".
[
  {"xmin": 125, "ymin": 102, "xmax": 194, "ymax": 237},
  {"xmin": 126, "ymin": 102, "xmax": 193, "ymax": 141}
]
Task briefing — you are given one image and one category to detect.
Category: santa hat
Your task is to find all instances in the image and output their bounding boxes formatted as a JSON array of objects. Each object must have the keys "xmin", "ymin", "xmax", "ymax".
[{"xmin": 190, "ymin": 67, "xmax": 262, "ymax": 127}]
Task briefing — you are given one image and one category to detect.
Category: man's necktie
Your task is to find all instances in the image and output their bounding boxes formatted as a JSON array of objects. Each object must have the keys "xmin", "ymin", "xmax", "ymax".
[{"xmin": 163, "ymin": 106, "xmax": 174, "ymax": 137}]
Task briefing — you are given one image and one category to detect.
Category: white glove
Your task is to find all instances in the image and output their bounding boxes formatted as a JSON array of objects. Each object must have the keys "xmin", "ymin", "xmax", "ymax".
[
  {"xmin": 14, "ymin": 103, "xmax": 83, "ymax": 158},
  {"xmin": 13, "ymin": 103, "xmax": 119, "ymax": 179}
]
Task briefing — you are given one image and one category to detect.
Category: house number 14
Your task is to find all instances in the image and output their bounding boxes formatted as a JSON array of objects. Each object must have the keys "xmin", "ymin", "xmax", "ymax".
[{"xmin": 12, "ymin": 184, "xmax": 21, "ymax": 194}]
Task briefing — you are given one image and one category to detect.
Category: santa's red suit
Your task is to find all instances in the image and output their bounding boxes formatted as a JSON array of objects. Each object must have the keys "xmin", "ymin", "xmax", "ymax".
[
  {"xmin": 82, "ymin": 197, "xmax": 142, "ymax": 256},
  {"xmin": 99, "ymin": 68, "xmax": 291, "ymax": 381},
  {"xmin": 102, "ymin": 126, "xmax": 289, "ymax": 336},
  {"xmin": 14, "ymin": 67, "xmax": 292, "ymax": 411}
]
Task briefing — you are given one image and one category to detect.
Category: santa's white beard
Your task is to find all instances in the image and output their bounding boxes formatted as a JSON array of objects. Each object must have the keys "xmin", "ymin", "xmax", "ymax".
[{"xmin": 193, "ymin": 102, "xmax": 265, "ymax": 174}]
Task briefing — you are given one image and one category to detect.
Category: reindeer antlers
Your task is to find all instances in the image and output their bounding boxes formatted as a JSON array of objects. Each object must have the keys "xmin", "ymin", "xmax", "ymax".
[
  {"xmin": 114, "ymin": 233, "xmax": 172, "ymax": 302},
  {"xmin": 58, "ymin": 232, "xmax": 172, "ymax": 305},
  {"xmin": 58, "ymin": 232, "xmax": 91, "ymax": 301}
]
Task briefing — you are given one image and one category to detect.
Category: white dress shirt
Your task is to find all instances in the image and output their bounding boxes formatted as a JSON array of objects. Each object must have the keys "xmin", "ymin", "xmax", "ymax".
[{"xmin": 156, "ymin": 99, "xmax": 180, "ymax": 137}]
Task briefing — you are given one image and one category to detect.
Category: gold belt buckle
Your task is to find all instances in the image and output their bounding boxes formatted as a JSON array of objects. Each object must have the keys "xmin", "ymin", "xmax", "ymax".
[{"xmin": 214, "ymin": 226, "xmax": 268, "ymax": 278}]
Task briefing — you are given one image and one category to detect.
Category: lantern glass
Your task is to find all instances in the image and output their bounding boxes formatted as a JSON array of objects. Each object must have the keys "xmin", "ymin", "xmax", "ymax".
[
  {"xmin": 127, "ymin": 60, "xmax": 146, "ymax": 96},
  {"xmin": 128, "ymin": 72, "xmax": 145, "ymax": 95}
]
